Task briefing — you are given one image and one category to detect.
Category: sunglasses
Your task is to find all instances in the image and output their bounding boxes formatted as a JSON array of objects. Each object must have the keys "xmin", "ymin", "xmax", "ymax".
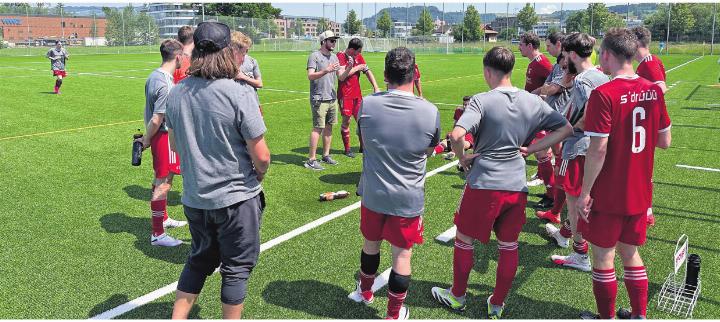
[{"xmin": 327, "ymin": 39, "xmax": 337, "ymax": 43}]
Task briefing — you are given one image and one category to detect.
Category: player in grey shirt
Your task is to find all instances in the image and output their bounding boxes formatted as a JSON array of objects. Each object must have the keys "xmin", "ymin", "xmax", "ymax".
[
  {"xmin": 166, "ymin": 23, "xmax": 270, "ymax": 319},
  {"xmin": 431, "ymin": 47, "xmax": 571, "ymax": 318},
  {"xmin": 349, "ymin": 47, "xmax": 440, "ymax": 320},
  {"xmin": 548, "ymin": 32, "xmax": 610, "ymax": 273},
  {"xmin": 46, "ymin": 40, "xmax": 69, "ymax": 94},
  {"xmin": 305, "ymin": 30, "xmax": 342, "ymax": 170}
]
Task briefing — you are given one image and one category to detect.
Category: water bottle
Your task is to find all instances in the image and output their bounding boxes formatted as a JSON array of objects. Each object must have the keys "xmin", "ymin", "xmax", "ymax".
[
  {"xmin": 684, "ymin": 253, "xmax": 701, "ymax": 293},
  {"xmin": 132, "ymin": 129, "xmax": 144, "ymax": 166},
  {"xmin": 319, "ymin": 190, "xmax": 349, "ymax": 201}
]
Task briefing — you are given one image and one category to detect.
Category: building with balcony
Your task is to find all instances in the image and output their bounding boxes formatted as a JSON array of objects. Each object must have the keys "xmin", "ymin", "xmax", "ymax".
[{"xmin": 147, "ymin": 3, "xmax": 197, "ymax": 39}]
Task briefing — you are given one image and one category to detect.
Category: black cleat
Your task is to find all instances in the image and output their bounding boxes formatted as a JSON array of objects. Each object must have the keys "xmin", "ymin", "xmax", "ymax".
[
  {"xmin": 535, "ymin": 196, "xmax": 554, "ymax": 209},
  {"xmin": 579, "ymin": 311, "xmax": 600, "ymax": 320}
]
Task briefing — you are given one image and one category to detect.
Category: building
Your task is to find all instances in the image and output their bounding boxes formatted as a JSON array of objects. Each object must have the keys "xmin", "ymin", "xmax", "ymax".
[
  {"xmin": 626, "ymin": 19, "xmax": 643, "ymax": 28},
  {"xmin": 490, "ymin": 16, "xmax": 518, "ymax": 38},
  {"xmin": 0, "ymin": 15, "xmax": 106, "ymax": 46},
  {"xmin": 147, "ymin": 3, "xmax": 197, "ymax": 39},
  {"xmin": 274, "ymin": 15, "xmax": 340, "ymax": 38},
  {"xmin": 392, "ymin": 21, "xmax": 413, "ymax": 38},
  {"xmin": 483, "ymin": 24, "xmax": 499, "ymax": 42},
  {"xmin": 525, "ymin": 20, "xmax": 562, "ymax": 38}
]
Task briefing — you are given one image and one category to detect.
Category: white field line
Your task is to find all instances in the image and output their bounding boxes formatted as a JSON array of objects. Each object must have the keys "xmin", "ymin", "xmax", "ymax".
[
  {"xmin": 90, "ymin": 159, "xmax": 460, "ymax": 319},
  {"xmin": 436, "ymin": 225, "xmax": 457, "ymax": 243},
  {"xmin": 676, "ymin": 164, "xmax": 720, "ymax": 172},
  {"xmin": 666, "ymin": 56, "xmax": 704, "ymax": 73}
]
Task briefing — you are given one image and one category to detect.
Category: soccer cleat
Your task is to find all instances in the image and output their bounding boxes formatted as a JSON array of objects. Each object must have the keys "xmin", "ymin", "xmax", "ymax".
[
  {"xmin": 551, "ymin": 252, "xmax": 591, "ymax": 272},
  {"xmin": 150, "ymin": 233, "xmax": 183, "ymax": 247},
  {"xmin": 487, "ymin": 295, "xmax": 505, "ymax": 319},
  {"xmin": 304, "ymin": 159, "xmax": 325, "ymax": 171},
  {"xmin": 545, "ymin": 223, "xmax": 570, "ymax": 248},
  {"xmin": 321, "ymin": 155, "xmax": 338, "ymax": 165},
  {"xmin": 616, "ymin": 307, "xmax": 646, "ymax": 319},
  {"xmin": 535, "ymin": 196, "xmax": 554, "ymax": 209},
  {"xmin": 536, "ymin": 210, "xmax": 561, "ymax": 224},
  {"xmin": 527, "ymin": 178, "xmax": 544, "ymax": 187},
  {"xmin": 579, "ymin": 311, "xmax": 600, "ymax": 319},
  {"xmin": 163, "ymin": 217, "xmax": 187, "ymax": 229},
  {"xmin": 385, "ymin": 306, "xmax": 409, "ymax": 320},
  {"xmin": 345, "ymin": 150, "xmax": 356, "ymax": 158},
  {"xmin": 431, "ymin": 287, "xmax": 466, "ymax": 311},
  {"xmin": 348, "ymin": 281, "xmax": 374, "ymax": 305},
  {"xmin": 443, "ymin": 152, "xmax": 456, "ymax": 160}
]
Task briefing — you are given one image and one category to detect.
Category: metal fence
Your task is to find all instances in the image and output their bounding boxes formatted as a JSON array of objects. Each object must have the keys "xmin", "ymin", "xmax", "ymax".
[{"xmin": 1, "ymin": 3, "xmax": 718, "ymax": 57}]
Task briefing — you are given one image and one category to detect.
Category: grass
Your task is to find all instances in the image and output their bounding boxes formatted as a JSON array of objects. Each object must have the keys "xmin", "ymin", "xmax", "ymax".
[{"xmin": 0, "ymin": 50, "xmax": 718, "ymax": 319}]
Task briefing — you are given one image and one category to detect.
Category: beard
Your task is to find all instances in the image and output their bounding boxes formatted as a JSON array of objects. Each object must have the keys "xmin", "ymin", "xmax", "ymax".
[{"xmin": 568, "ymin": 59, "xmax": 578, "ymax": 74}]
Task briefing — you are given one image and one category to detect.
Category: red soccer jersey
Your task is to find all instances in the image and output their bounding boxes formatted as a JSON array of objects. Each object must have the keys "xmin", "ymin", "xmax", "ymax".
[
  {"xmin": 453, "ymin": 107, "xmax": 464, "ymax": 122},
  {"xmin": 173, "ymin": 55, "xmax": 191, "ymax": 84},
  {"xmin": 413, "ymin": 64, "xmax": 421, "ymax": 81},
  {"xmin": 337, "ymin": 51, "xmax": 367, "ymax": 99},
  {"xmin": 636, "ymin": 54, "xmax": 666, "ymax": 85},
  {"xmin": 525, "ymin": 54, "xmax": 553, "ymax": 92},
  {"xmin": 584, "ymin": 75, "xmax": 671, "ymax": 216}
]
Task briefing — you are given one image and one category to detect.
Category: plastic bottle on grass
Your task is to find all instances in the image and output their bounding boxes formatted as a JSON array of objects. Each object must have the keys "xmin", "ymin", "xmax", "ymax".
[{"xmin": 319, "ymin": 190, "xmax": 349, "ymax": 201}]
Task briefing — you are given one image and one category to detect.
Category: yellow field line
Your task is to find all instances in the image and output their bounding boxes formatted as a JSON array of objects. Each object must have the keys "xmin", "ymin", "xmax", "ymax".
[{"xmin": 0, "ymin": 119, "xmax": 143, "ymax": 142}]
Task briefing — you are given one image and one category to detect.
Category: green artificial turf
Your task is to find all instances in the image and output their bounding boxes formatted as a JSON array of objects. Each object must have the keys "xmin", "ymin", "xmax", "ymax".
[{"xmin": 0, "ymin": 51, "xmax": 718, "ymax": 319}]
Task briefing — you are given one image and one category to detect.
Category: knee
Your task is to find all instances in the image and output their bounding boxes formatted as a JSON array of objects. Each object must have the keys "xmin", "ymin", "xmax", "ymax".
[
  {"xmin": 617, "ymin": 244, "xmax": 639, "ymax": 263},
  {"xmin": 220, "ymin": 276, "xmax": 249, "ymax": 305}
]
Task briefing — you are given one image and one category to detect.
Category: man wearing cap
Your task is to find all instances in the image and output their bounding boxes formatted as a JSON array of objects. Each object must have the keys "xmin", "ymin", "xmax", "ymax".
[
  {"xmin": 167, "ymin": 22, "xmax": 270, "ymax": 319},
  {"xmin": 305, "ymin": 30, "xmax": 342, "ymax": 171}
]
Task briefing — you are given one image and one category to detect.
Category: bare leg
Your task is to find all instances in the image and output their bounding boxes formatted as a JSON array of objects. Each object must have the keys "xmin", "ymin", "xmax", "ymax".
[
  {"xmin": 172, "ymin": 290, "xmax": 198, "ymax": 319},
  {"xmin": 222, "ymin": 303, "xmax": 244, "ymax": 319},
  {"xmin": 308, "ymin": 128, "xmax": 322, "ymax": 160},
  {"xmin": 322, "ymin": 124, "xmax": 333, "ymax": 157}
]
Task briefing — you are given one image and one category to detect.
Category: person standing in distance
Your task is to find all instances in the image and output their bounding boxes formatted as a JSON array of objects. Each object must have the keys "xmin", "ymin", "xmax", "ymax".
[
  {"xmin": 139, "ymin": 39, "xmax": 187, "ymax": 247},
  {"xmin": 305, "ymin": 30, "xmax": 342, "ymax": 171},
  {"xmin": 348, "ymin": 47, "xmax": 441, "ymax": 320},
  {"xmin": 233, "ymin": 32, "xmax": 265, "ymax": 116},
  {"xmin": 166, "ymin": 23, "xmax": 270, "ymax": 319},
  {"xmin": 47, "ymin": 40, "xmax": 69, "ymax": 94}
]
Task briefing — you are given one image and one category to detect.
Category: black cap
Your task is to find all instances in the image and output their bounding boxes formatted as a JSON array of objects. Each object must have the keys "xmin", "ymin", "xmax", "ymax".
[{"xmin": 193, "ymin": 22, "xmax": 231, "ymax": 53}]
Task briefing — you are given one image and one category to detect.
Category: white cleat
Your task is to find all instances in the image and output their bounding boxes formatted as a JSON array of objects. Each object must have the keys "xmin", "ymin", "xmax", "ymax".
[
  {"xmin": 163, "ymin": 218, "xmax": 187, "ymax": 229},
  {"xmin": 151, "ymin": 233, "xmax": 183, "ymax": 247},
  {"xmin": 387, "ymin": 306, "xmax": 410, "ymax": 320},
  {"xmin": 443, "ymin": 152, "xmax": 456, "ymax": 160},
  {"xmin": 527, "ymin": 178, "xmax": 544, "ymax": 187},
  {"xmin": 348, "ymin": 281, "xmax": 374, "ymax": 305},
  {"xmin": 545, "ymin": 223, "xmax": 570, "ymax": 248},
  {"xmin": 551, "ymin": 252, "xmax": 591, "ymax": 272}
]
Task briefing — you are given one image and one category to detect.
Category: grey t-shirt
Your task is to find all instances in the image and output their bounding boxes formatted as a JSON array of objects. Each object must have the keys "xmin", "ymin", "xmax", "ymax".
[
  {"xmin": 545, "ymin": 63, "xmax": 568, "ymax": 112},
  {"xmin": 239, "ymin": 55, "xmax": 262, "ymax": 104},
  {"xmin": 562, "ymin": 68, "xmax": 609, "ymax": 160},
  {"xmin": 47, "ymin": 48, "xmax": 68, "ymax": 70},
  {"xmin": 307, "ymin": 50, "xmax": 339, "ymax": 101},
  {"xmin": 456, "ymin": 87, "xmax": 568, "ymax": 192},
  {"xmin": 165, "ymin": 77, "xmax": 267, "ymax": 210},
  {"xmin": 144, "ymin": 68, "xmax": 174, "ymax": 132},
  {"xmin": 357, "ymin": 90, "xmax": 441, "ymax": 217}
]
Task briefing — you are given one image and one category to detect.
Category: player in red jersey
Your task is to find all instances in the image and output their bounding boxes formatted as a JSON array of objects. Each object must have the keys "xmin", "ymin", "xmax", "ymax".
[
  {"xmin": 173, "ymin": 26, "xmax": 194, "ymax": 84},
  {"xmin": 413, "ymin": 63, "xmax": 423, "ymax": 97},
  {"xmin": 631, "ymin": 26, "xmax": 667, "ymax": 94},
  {"xmin": 432, "ymin": 96, "xmax": 474, "ymax": 159},
  {"xmin": 577, "ymin": 28, "xmax": 672, "ymax": 320},
  {"xmin": 520, "ymin": 32, "xmax": 555, "ymax": 207},
  {"xmin": 337, "ymin": 38, "xmax": 380, "ymax": 157}
]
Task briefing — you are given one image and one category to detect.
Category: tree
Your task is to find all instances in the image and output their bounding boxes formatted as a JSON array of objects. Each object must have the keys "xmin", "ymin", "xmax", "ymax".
[
  {"xmin": 293, "ymin": 18, "xmax": 304, "ymax": 38},
  {"xmin": 498, "ymin": 27, "xmax": 518, "ymax": 40},
  {"xmin": 564, "ymin": 4, "xmax": 626, "ymax": 36},
  {"xmin": 377, "ymin": 10, "xmax": 393, "ymax": 37},
  {"xmin": 565, "ymin": 10, "xmax": 587, "ymax": 33},
  {"xmin": 689, "ymin": 4, "xmax": 715, "ymax": 42},
  {"xmin": 460, "ymin": 5, "xmax": 483, "ymax": 41},
  {"xmin": 102, "ymin": 5, "xmax": 158, "ymax": 46},
  {"xmin": 414, "ymin": 8, "xmax": 434, "ymax": 36},
  {"xmin": 517, "ymin": 3, "xmax": 539, "ymax": 32},
  {"xmin": 53, "ymin": 3, "xmax": 64, "ymax": 16},
  {"xmin": 644, "ymin": 3, "xmax": 696, "ymax": 42},
  {"xmin": 345, "ymin": 9, "xmax": 361, "ymax": 35},
  {"xmin": 202, "ymin": 3, "xmax": 281, "ymax": 19},
  {"xmin": 317, "ymin": 18, "xmax": 330, "ymax": 35},
  {"xmin": 257, "ymin": 19, "xmax": 279, "ymax": 39}
]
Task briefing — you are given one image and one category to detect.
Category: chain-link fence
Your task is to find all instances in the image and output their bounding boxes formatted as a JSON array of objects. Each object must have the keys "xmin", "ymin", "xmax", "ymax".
[{"xmin": 1, "ymin": 3, "xmax": 717, "ymax": 57}]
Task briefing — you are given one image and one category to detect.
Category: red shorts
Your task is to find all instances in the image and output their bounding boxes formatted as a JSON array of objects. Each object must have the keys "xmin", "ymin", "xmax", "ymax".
[
  {"xmin": 464, "ymin": 133, "xmax": 474, "ymax": 147},
  {"xmin": 535, "ymin": 130, "xmax": 547, "ymax": 140},
  {"xmin": 560, "ymin": 156, "xmax": 584, "ymax": 197},
  {"xmin": 341, "ymin": 97, "xmax": 362, "ymax": 119},
  {"xmin": 53, "ymin": 70, "xmax": 67, "ymax": 77},
  {"xmin": 554, "ymin": 157, "xmax": 565, "ymax": 190},
  {"xmin": 150, "ymin": 131, "xmax": 181, "ymax": 179},
  {"xmin": 360, "ymin": 205, "xmax": 424, "ymax": 249},
  {"xmin": 578, "ymin": 212, "xmax": 647, "ymax": 248},
  {"xmin": 454, "ymin": 186, "xmax": 527, "ymax": 244}
]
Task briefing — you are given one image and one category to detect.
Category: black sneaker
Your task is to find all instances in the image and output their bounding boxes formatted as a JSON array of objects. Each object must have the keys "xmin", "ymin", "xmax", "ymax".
[
  {"xmin": 344, "ymin": 150, "xmax": 356, "ymax": 158},
  {"xmin": 579, "ymin": 311, "xmax": 600, "ymax": 320},
  {"xmin": 535, "ymin": 196, "xmax": 554, "ymax": 209},
  {"xmin": 304, "ymin": 159, "xmax": 325, "ymax": 171},
  {"xmin": 321, "ymin": 155, "xmax": 338, "ymax": 165},
  {"xmin": 617, "ymin": 308, "xmax": 644, "ymax": 319}
]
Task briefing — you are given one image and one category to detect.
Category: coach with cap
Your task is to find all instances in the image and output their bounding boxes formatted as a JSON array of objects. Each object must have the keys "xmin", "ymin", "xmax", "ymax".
[
  {"xmin": 305, "ymin": 30, "xmax": 342, "ymax": 171},
  {"xmin": 164, "ymin": 21, "xmax": 270, "ymax": 319}
]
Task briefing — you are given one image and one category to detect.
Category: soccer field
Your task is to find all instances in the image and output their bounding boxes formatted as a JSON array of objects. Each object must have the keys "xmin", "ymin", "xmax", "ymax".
[{"xmin": 0, "ymin": 50, "xmax": 718, "ymax": 319}]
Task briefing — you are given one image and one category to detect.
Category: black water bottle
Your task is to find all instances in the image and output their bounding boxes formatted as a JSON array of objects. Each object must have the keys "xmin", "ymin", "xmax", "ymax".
[
  {"xmin": 684, "ymin": 254, "xmax": 701, "ymax": 293},
  {"xmin": 132, "ymin": 129, "xmax": 144, "ymax": 166}
]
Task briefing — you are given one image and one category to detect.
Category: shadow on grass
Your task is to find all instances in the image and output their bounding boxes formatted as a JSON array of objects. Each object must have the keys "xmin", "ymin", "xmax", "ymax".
[
  {"xmin": 654, "ymin": 181, "xmax": 720, "ymax": 194},
  {"xmin": 262, "ymin": 279, "xmax": 380, "ymax": 319},
  {"xmin": 647, "ymin": 236, "xmax": 719, "ymax": 255},
  {"xmin": 100, "ymin": 212, "xmax": 190, "ymax": 265},
  {"xmin": 40, "ymin": 91, "xmax": 58, "ymax": 95},
  {"xmin": 672, "ymin": 124, "xmax": 720, "ymax": 131},
  {"xmin": 88, "ymin": 294, "xmax": 202, "ymax": 319},
  {"xmin": 270, "ymin": 153, "xmax": 307, "ymax": 167},
  {"xmin": 319, "ymin": 171, "xmax": 361, "ymax": 185},
  {"xmin": 123, "ymin": 184, "xmax": 182, "ymax": 206},
  {"xmin": 291, "ymin": 146, "xmax": 347, "ymax": 156}
]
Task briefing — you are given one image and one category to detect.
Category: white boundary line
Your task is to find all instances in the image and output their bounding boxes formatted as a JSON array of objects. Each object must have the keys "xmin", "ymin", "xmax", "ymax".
[
  {"xmin": 436, "ymin": 225, "xmax": 457, "ymax": 243},
  {"xmin": 676, "ymin": 164, "xmax": 720, "ymax": 172},
  {"xmin": 90, "ymin": 160, "xmax": 460, "ymax": 319},
  {"xmin": 666, "ymin": 56, "xmax": 704, "ymax": 73}
]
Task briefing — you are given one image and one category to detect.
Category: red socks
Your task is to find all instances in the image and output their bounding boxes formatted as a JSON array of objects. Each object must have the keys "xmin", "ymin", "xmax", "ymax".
[
  {"xmin": 560, "ymin": 219, "xmax": 573, "ymax": 238},
  {"xmin": 387, "ymin": 290, "xmax": 407, "ymax": 319},
  {"xmin": 359, "ymin": 270, "xmax": 375, "ymax": 292},
  {"xmin": 537, "ymin": 154, "xmax": 555, "ymax": 197},
  {"xmin": 451, "ymin": 239, "xmax": 474, "ymax": 297},
  {"xmin": 592, "ymin": 268, "xmax": 618, "ymax": 319},
  {"xmin": 491, "ymin": 242, "xmax": 519, "ymax": 306},
  {"xmin": 573, "ymin": 240, "xmax": 589, "ymax": 255},
  {"xmin": 551, "ymin": 187, "xmax": 566, "ymax": 214},
  {"xmin": 624, "ymin": 266, "xmax": 648, "ymax": 317},
  {"xmin": 434, "ymin": 144, "xmax": 446, "ymax": 155},
  {"xmin": 150, "ymin": 199, "xmax": 166, "ymax": 237},
  {"xmin": 341, "ymin": 126, "xmax": 351, "ymax": 152}
]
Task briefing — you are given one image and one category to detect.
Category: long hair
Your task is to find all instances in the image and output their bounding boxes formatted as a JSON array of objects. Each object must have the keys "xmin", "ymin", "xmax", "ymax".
[{"xmin": 188, "ymin": 46, "xmax": 239, "ymax": 80}]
